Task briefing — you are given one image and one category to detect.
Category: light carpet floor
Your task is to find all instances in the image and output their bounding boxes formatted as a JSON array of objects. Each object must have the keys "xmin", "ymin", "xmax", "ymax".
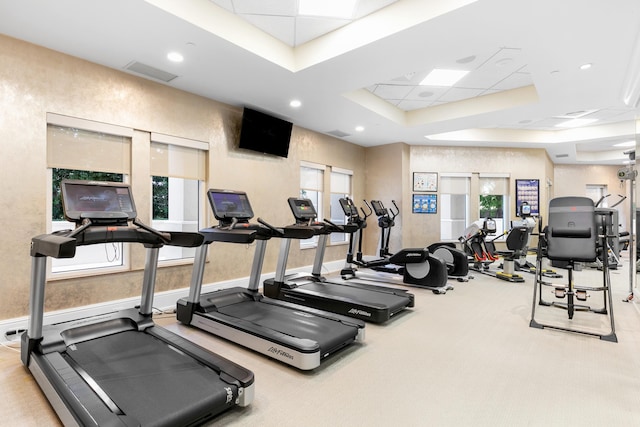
[{"xmin": 2, "ymin": 257, "xmax": 640, "ymax": 426}]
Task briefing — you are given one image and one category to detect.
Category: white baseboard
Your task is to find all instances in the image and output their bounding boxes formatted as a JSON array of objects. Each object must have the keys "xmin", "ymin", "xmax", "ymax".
[{"xmin": 1, "ymin": 260, "xmax": 344, "ymax": 343}]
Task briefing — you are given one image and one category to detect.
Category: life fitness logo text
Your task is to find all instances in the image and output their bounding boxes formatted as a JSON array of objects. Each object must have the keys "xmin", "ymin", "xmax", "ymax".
[
  {"xmin": 348, "ymin": 308, "xmax": 372, "ymax": 317},
  {"xmin": 268, "ymin": 346, "xmax": 294, "ymax": 360}
]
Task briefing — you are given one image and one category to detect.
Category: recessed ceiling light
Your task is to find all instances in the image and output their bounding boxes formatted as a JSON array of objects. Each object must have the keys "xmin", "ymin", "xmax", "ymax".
[
  {"xmin": 167, "ymin": 52, "xmax": 184, "ymax": 62},
  {"xmin": 355, "ymin": 126, "xmax": 364, "ymax": 132},
  {"xmin": 289, "ymin": 99, "xmax": 302, "ymax": 108},
  {"xmin": 555, "ymin": 118, "xmax": 598, "ymax": 128},
  {"xmin": 299, "ymin": 0, "xmax": 357, "ymax": 18},
  {"xmin": 580, "ymin": 63, "xmax": 592, "ymax": 70},
  {"xmin": 614, "ymin": 140, "xmax": 636, "ymax": 147},
  {"xmin": 420, "ymin": 69, "xmax": 469, "ymax": 87}
]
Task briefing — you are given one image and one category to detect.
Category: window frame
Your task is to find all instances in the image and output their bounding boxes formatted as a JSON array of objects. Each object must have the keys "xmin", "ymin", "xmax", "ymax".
[
  {"xmin": 300, "ymin": 161, "xmax": 326, "ymax": 249},
  {"xmin": 439, "ymin": 173, "xmax": 471, "ymax": 242},
  {"xmin": 149, "ymin": 133, "xmax": 208, "ymax": 265},
  {"xmin": 329, "ymin": 167, "xmax": 353, "ymax": 245},
  {"xmin": 46, "ymin": 114, "xmax": 134, "ymax": 280}
]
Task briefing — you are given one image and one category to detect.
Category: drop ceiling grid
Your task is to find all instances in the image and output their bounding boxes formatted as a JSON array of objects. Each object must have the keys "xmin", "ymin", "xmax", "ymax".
[{"xmin": 365, "ymin": 46, "xmax": 534, "ymax": 111}]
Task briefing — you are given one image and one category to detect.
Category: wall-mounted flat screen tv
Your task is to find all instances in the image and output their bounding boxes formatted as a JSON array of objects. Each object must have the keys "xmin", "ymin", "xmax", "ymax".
[{"xmin": 238, "ymin": 107, "xmax": 293, "ymax": 158}]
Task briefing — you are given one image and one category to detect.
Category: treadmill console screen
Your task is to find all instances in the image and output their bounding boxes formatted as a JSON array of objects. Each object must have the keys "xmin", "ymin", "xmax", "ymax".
[
  {"xmin": 61, "ymin": 180, "xmax": 136, "ymax": 223},
  {"xmin": 288, "ymin": 198, "xmax": 317, "ymax": 220},
  {"xmin": 208, "ymin": 189, "xmax": 254, "ymax": 221},
  {"xmin": 339, "ymin": 198, "xmax": 359, "ymax": 217},
  {"xmin": 370, "ymin": 200, "xmax": 387, "ymax": 216}
]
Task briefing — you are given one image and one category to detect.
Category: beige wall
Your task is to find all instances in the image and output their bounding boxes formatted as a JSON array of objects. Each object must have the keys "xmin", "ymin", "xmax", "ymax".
[
  {"xmin": 362, "ymin": 143, "xmax": 410, "ymax": 255},
  {"xmin": 554, "ymin": 164, "xmax": 631, "ymax": 232},
  {"xmin": 0, "ymin": 34, "xmax": 365, "ymax": 320},
  {"xmin": 404, "ymin": 145, "xmax": 552, "ymax": 248},
  {"xmin": 0, "ymin": 33, "xmax": 628, "ymax": 321}
]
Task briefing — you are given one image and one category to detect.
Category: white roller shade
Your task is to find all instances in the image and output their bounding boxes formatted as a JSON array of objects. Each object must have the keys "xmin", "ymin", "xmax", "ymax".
[
  {"xmin": 440, "ymin": 176, "xmax": 470, "ymax": 194},
  {"xmin": 301, "ymin": 166, "xmax": 324, "ymax": 191},
  {"xmin": 479, "ymin": 176, "xmax": 509, "ymax": 195},
  {"xmin": 47, "ymin": 124, "xmax": 131, "ymax": 174},
  {"xmin": 150, "ymin": 142, "xmax": 206, "ymax": 180}
]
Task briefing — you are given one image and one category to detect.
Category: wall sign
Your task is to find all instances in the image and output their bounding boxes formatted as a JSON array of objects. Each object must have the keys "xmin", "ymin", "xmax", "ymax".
[
  {"xmin": 515, "ymin": 179, "xmax": 539, "ymax": 216},
  {"xmin": 413, "ymin": 172, "xmax": 438, "ymax": 192},
  {"xmin": 412, "ymin": 193, "xmax": 437, "ymax": 214}
]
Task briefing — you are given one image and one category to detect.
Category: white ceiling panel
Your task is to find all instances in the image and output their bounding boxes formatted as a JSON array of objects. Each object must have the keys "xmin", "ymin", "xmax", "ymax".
[
  {"xmin": 398, "ymin": 99, "xmax": 436, "ymax": 111},
  {"xmin": 353, "ymin": 0, "xmax": 398, "ymax": 18},
  {"xmin": 232, "ymin": 0, "xmax": 297, "ymax": 16},
  {"xmin": 372, "ymin": 84, "xmax": 414, "ymax": 99},
  {"xmin": 2, "ymin": 0, "xmax": 639, "ymax": 165},
  {"xmin": 404, "ymin": 85, "xmax": 449, "ymax": 101},
  {"xmin": 242, "ymin": 15, "xmax": 296, "ymax": 45},
  {"xmin": 295, "ymin": 16, "xmax": 350, "ymax": 46},
  {"xmin": 491, "ymin": 71, "xmax": 532, "ymax": 91}
]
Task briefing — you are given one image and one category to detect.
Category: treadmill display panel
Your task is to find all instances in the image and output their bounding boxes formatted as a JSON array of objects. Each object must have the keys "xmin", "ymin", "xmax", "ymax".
[
  {"xmin": 370, "ymin": 200, "xmax": 387, "ymax": 216},
  {"xmin": 339, "ymin": 198, "xmax": 359, "ymax": 217},
  {"xmin": 208, "ymin": 189, "xmax": 254, "ymax": 221},
  {"xmin": 61, "ymin": 180, "xmax": 136, "ymax": 222},
  {"xmin": 288, "ymin": 198, "xmax": 317, "ymax": 220}
]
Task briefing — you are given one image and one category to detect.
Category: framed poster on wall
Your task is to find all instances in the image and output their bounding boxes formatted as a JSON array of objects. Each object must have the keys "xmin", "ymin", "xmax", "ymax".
[
  {"xmin": 515, "ymin": 179, "xmax": 539, "ymax": 216},
  {"xmin": 413, "ymin": 172, "xmax": 438, "ymax": 192},
  {"xmin": 412, "ymin": 193, "xmax": 437, "ymax": 214}
]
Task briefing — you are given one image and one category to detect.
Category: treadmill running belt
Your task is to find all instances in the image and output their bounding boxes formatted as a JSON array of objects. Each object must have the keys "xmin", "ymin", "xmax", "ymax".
[
  {"xmin": 64, "ymin": 330, "xmax": 235, "ymax": 427},
  {"xmin": 217, "ymin": 301, "xmax": 356, "ymax": 354},
  {"xmin": 296, "ymin": 282, "xmax": 406, "ymax": 310}
]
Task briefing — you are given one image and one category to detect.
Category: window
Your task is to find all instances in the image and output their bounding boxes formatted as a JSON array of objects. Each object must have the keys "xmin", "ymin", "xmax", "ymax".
[
  {"xmin": 300, "ymin": 162, "xmax": 325, "ymax": 247},
  {"xmin": 150, "ymin": 134, "xmax": 208, "ymax": 262},
  {"xmin": 440, "ymin": 174, "xmax": 470, "ymax": 241},
  {"xmin": 47, "ymin": 115, "xmax": 132, "ymax": 275},
  {"xmin": 329, "ymin": 167, "xmax": 352, "ymax": 244},
  {"xmin": 586, "ymin": 184, "xmax": 607, "ymax": 207},
  {"xmin": 479, "ymin": 175, "xmax": 510, "ymax": 239}
]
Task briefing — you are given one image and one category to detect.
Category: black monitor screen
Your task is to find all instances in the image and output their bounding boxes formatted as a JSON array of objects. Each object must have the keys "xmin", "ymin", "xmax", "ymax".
[
  {"xmin": 339, "ymin": 198, "xmax": 359, "ymax": 216},
  {"xmin": 288, "ymin": 198, "xmax": 317, "ymax": 220},
  {"xmin": 207, "ymin": 189, "xmax": 254, "ymax": 221},
  {"xmin": 370, "ymin": 200, "xmax": 386, "ymax": 216},
  {"xmin": 238, "ymin": 107, "xmax": 293, "ymax": 158},
  {"xmin": 61, "ymin": 180, "xmax": 136, "ymax": 222}
]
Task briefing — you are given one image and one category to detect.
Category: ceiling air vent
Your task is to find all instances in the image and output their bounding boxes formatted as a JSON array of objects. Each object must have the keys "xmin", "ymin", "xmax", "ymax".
[
  {"xmin": 326, "ymin": 130, "xmax": 351, "ymax": 138},
  {"xmin": 555, "ymin": 154, "xmax": 569, "ymax": 158},
  {"xmin": 124, "ymin": 61, "xmax": 178, "ymax": 82}
]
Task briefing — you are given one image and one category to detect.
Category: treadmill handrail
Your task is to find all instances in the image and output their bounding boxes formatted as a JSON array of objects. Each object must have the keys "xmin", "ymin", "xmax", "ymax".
[{"xmin": 32, "ymin": 219, "xmax": 204, "ymax": 258}]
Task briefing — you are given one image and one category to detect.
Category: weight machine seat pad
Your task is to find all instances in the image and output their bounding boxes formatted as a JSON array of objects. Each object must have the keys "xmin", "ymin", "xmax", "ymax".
[
  {"xmin": 545, "ymin": 196, "xmax": 597, "ymax": 262},
  {"xmin": 64, "ymin": 330, "xmax": 236, "ymax": 427}
]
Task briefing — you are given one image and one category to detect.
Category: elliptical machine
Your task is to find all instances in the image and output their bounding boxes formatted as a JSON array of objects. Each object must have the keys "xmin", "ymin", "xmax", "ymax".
[{"xmin": 340, "ymin": 198, "xmax": 451, "ymax": 294}]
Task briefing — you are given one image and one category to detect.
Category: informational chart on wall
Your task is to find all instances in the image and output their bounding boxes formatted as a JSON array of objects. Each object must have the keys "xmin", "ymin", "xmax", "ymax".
[
  {"xmin": 515, "ymin": 179, "xmax": 539, "ymax": 216},
  {"xmin": 413, "ymin": 172, "xmax": 438, "ymax": 192},
  {"xmin": 412, "ymin": 193, "xmax": 437, "ymax": 214}
]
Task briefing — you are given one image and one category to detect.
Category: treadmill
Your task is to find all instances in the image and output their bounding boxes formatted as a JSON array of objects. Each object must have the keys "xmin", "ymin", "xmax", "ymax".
[
  {"xmin": 263, "ymin": 198, "xmax": 415, "ymax": 323},
  {"xmin": 176, "ymin": 189, "xmax": 365, "ymax": 371},
  {"xmin": 21, "ymin": 180, "xmax": 254, "ymax": 427}
]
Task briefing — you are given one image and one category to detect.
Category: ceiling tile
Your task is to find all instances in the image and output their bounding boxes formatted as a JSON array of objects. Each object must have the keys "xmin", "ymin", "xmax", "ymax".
[
  {"xmin": 295, "ymin": 16, "xmax": 350, "ymax": 45},
  {"xmin": 241, "ymin": 14, "xmax": 296, "ymax": 45},
  {"xmin": 354, "ymin": 0, "xmax": 398, "ymax": 18},
  {"xmin": 404, "ymin": 85, "xmax": 449, "ymax": 101},
  {"xmin": 491, "ymin": 71, "xmax": 532, "ymax": 91},
  {"xmin": 232, "ymin": 0, "xmax": 297, "ymax": 16},
  {"xmin": 436, "ymin": 87, "xmax": 485, "ymax": 102},
  {"xmin": 372, "ymin": 84, "xmax": 414, "ymax": 99}
]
